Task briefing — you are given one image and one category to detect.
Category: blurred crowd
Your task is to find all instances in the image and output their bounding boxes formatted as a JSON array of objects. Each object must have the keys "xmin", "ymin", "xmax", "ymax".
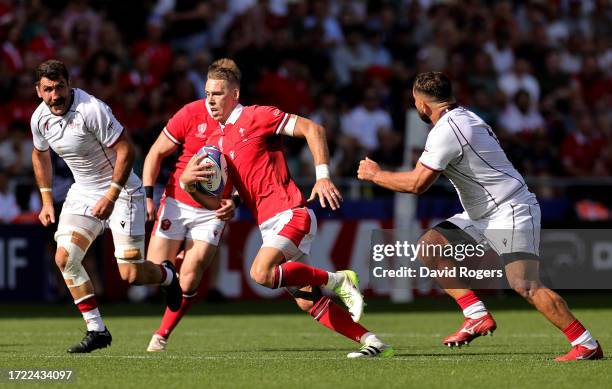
[{"xmin": 0, "ymin": 0, "xmax": 611, "ymax": 222}]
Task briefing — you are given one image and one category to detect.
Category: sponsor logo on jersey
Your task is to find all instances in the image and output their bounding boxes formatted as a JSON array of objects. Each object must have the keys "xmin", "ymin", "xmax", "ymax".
[
  {"xmin": 120, "ymin": 220, "xmax": 126, "ymax": 229},
  {"xmin": 161, "ymin": 219, "xmax": 172, "ymax": 231},
  {"xmin": 239, "ymin": 127, "xmax": 245, "ymax": 137},
  {"xmin": 230, "ymin": 150, "xmax": 235, "ymax": 160},
  {"xmin": 196, "ymin": 123, "xmax": 207, "ymax": 138},
  {"xmin": 273, "ymin": 109, "xmax": 280, "ymax": 117},
  {"xmin": 502, "ymin": 238, "xmax": 507, "ymax": 247}
]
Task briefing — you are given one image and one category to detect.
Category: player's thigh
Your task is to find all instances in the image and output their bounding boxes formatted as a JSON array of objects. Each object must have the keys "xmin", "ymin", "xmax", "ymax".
[
  {"xmin": 259, "ymin": 207, "xmax": 317, "ymax": 264},
  {"xmin": 251, "ymin": 246, "xmax": 286, "ymax": 275},
  {"xmin": 147, "ymin": 235, "xmax": 184, "ymax": 263},
  {"xmin": 181, "ymin": 239, "xmax": 218, "ymax": 277}
]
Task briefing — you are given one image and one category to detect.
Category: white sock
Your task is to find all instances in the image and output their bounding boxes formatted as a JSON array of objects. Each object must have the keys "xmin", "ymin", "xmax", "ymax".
[
  {"xmin": 83, "ymin": 308, "xmax": 105, "ymax": 332},
  {"xmin": 463, "ymin": 301, "xmax": 488, "ymax": 319},
  {"xmin": 325, "ymin": 271, "xmax": 342, "ymax": 290},
  {"xmin": 360, "ymin": 332, "xmax": 383, "ymax": 347},
  {"xmin": 161, "ymin": 265, "xmax": 173, "ymax": 286},
  {"xmin": 571, "ymin": 330, "xmax": 598, "ymax": 350}
]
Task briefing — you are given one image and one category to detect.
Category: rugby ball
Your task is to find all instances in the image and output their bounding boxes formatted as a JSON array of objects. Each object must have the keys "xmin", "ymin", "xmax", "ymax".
[{"xmin": 194, "ymin": 145, "xmax": 227, "ymax": 196}]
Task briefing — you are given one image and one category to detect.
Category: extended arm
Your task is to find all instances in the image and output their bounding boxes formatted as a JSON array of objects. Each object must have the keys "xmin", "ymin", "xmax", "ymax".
[
  {"xmin": 357, "ymin": 159, "xmax": 441, "ymax": 194},
  {"xmin": 290, "ymin": 116, "xmax": 342, "ymax": 210}
]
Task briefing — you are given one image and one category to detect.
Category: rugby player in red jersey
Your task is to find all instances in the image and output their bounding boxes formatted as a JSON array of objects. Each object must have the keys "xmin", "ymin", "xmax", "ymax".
[
  {"xmin": 141, "ymin": 94, "xmax": 235, "ymax": 352},
  {"xmin": 180, "ymin": 58, "xmax": 393, "ymax": 358}
]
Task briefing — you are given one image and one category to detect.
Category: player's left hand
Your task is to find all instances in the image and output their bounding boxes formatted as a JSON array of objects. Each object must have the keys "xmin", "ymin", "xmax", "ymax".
[
  {"xmin": 357, "ymin": 157, "xmax": 381, "ymax": 182},
  {"xmin": 215, "ymin": 198, "xmax": 236, "ymax": 221},
  {"xmin": 308, "ymin": 178, "xmax": 343, "ymax": 210},
  {"xmin": 92, "ymin": 196, "xmax": 115, "ymax": 220}
]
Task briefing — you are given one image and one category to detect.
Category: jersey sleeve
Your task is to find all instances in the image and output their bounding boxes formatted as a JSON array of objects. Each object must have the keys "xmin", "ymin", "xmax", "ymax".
[
  {"xmin": 253, "ymin": 105, "xmax": 290, "ymax": 137},
  {"xmin": 30, "ymin": 112, "xmax": 49, "ymax": 151},
  {"xmin": 419, "ymin": 125, "xmax": 463, "ymax": 171},
  {"xmin": 85, "ymin": 97, "xmax": 125, "ymax": 147},
  {"xmin": 163, "ymin": 106, "xmax": 191, "ymax": 144}
]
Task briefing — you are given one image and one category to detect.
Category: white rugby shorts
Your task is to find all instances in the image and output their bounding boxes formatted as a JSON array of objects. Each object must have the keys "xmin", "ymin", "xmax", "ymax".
[
  {"xmin": 446, "ymin": 191, "xmax": 541, "ymax": 259},
  {"xmin": 259, "ymin": 207, "xmax": 317, "ymax": 262},
  {"xmin": 153, "ymin": 196, "xmax": 225, "ymax": 246}
]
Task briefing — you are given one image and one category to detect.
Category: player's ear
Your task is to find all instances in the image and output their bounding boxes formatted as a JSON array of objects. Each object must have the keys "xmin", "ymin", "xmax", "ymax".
[
  {"xmin": 233, "ymin": 86, "xmax": 240, "ymax": 101},
  {"xmin": 35, "ymin": 84, "xmax": 42, "ymax": 98},
  {"xmin": 422, "ymin": 100, "xmax": 432, "ymax": 116}
]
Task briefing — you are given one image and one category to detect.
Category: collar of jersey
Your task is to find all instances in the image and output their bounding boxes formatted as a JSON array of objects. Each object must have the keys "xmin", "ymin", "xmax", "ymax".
[
  {"xmin": 225, "ymin": 103, "xmax": 244, "ymax": 125},
  {"xmin": 206, "ymin": 100, "xmax": 244, "ymax": 128}
]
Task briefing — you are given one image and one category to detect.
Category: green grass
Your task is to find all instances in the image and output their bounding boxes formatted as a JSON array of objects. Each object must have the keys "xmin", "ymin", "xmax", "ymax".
[{"xmin": 0, "ymin": 296, "xmax": 610, "ymax": 389}]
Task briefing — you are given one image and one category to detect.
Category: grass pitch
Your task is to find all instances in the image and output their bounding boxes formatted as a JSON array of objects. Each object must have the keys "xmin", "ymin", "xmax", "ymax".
[{"xmin": 0, "ymin": 294, "xmax": 610, "ymax": 389}]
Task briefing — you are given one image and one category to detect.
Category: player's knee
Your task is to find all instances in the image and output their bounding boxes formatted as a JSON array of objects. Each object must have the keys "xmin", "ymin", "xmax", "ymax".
[
  {"xmin": 56, "ymin": 229, "xmax": 91, "ymax": 287},
  {"xmin": 54, "ymin": 248, "xmax": 69, "ymax": 271},
  {"xmin": 250, "ymin": 267, "xmax": 273, "ymax": 287}
]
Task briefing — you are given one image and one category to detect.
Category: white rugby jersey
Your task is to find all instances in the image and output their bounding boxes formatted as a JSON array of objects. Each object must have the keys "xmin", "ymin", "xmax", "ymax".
[
  {"xmin": 419, "ymin": 106, "xmax": 530, "ymax": 219},
  {"xmin": 30, "ymin": 88, "xmax": 141, "ymax": 193}
]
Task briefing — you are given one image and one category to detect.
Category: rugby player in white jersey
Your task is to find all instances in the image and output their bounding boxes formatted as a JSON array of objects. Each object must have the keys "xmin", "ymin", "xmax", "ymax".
[
  {"xmin": 357, "ymin": 71, "xmax": 603, "ymax": 361},
  {"xmin": 31, "ymin": 60, "xmax": 182, "ymax": 353}
]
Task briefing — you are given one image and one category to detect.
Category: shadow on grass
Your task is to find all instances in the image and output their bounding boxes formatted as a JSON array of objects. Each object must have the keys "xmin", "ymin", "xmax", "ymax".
[{"xmin": 1, "ymin": 291, "xmax": 611, "ymax": 318}]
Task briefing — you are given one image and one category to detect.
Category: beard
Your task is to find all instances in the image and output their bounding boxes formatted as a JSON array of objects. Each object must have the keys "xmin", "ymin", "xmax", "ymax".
[{"xmin": 417, "ymin": 109, "xmax": 432, "ymax": 124}]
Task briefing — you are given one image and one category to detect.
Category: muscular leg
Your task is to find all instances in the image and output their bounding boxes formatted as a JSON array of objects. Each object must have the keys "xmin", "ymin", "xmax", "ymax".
[
  {"xmin": 150, "ymin": 239, "xmax": 218, "ymax": 346},
  {"xmin": 418, "ymin": 228, "xmax": 488, "ymax": 311},
  {"xmin": 505, "ymin": 259, "xmax": 574, "ymax": 329},
  {"xmin": 418, "ymin": 228, "xmax": 495, "ymax": 346},
  {"xmin": 504, "ymin": 258, "xmax": 601, "ymax": 359},
  {"xmin": 55, "ymin": 225, "xmax": 110, "ymax": 353},
  {"xmin": 249, "ymin": 247, "xmax": 330, "ymax": 289},
  {"xmin": 146, "ymin": 235, "xmax": 184, "ymax": 265}
]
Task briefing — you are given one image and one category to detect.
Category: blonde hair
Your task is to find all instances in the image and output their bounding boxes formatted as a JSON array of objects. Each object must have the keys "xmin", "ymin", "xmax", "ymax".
[{"xmin": 208, "ymin": 58, "xmax": 241, "ymax": 86}]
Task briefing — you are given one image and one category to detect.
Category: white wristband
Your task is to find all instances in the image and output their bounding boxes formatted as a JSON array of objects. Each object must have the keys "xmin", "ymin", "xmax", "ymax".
[
  {"xmin": 315, "ymin": 164, "xmax": 330, "ymax": 180},
  {"xmin": 39, "ymin": 188, "xmax": 52, "ymax": 192},
  {"xmin": 110, "ymin": 182, "xmax": 123, "ymax": 190}
]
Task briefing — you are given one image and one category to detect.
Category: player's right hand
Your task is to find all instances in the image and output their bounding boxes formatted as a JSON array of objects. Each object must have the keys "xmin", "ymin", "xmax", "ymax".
[
  {"xmin": 38, "ymin": 203, "xmax": 56, "ymax": 226},
  {"xmin": 181, "ymin": 153, "xmax": 216, "ymax": 186},
  {"xmin": 146, "ymin": 198, "xmax": 157, "ymax": 222}
]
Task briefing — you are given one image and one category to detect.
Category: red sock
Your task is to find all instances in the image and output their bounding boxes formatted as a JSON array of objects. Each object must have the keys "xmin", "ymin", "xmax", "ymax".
[
  {"xmin": 310, "ymin": 296, "xmax": 367, "ymax": 343},
  {"xmin": 273, "ymin": 262, "xmax": 328, "ymax": 289},
  {"xmin": 563, "ymin": 319, "xmax": 587, "ymax": 343},
  {"xmin": 75, "ymin": 295, "xmax": 98, "ymax": 313},
  {"xmin": 455, "ymin": 291, "xmax": 481, "ymax": 310},
  {"xmin": 155, "ymin": 293, "xmax": 197, "ymax": 339}
]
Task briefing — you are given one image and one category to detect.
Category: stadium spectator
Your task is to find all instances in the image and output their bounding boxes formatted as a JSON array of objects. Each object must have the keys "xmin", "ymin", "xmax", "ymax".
[
  {"xmin": 155, "ymin": 0, "xmax": 211, "ymax": 56},
  {"xmin": 483, "ymin": 24, "xmax": 515, "ymax": 75},
  {"xmin": 498, "ymin": 89, "xmax": 545, "ymax": 137},
  {"xmin": 303, "ymin": 0, "xmax": 344, "ymax": 48},
  {"xmin": 332, "ymin": 26, "xmax": 370, "ymax": 86},
  {"xmin": 340, "ymin": 87, "xmax": 393, "ymax": 152},
  {"xmin": 498, "ymin": 58, "xmax": 540, "ymax": 103},
  {"xmin": 560, "ymin": 113, "xmax": 604, "ymax": 176}
]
